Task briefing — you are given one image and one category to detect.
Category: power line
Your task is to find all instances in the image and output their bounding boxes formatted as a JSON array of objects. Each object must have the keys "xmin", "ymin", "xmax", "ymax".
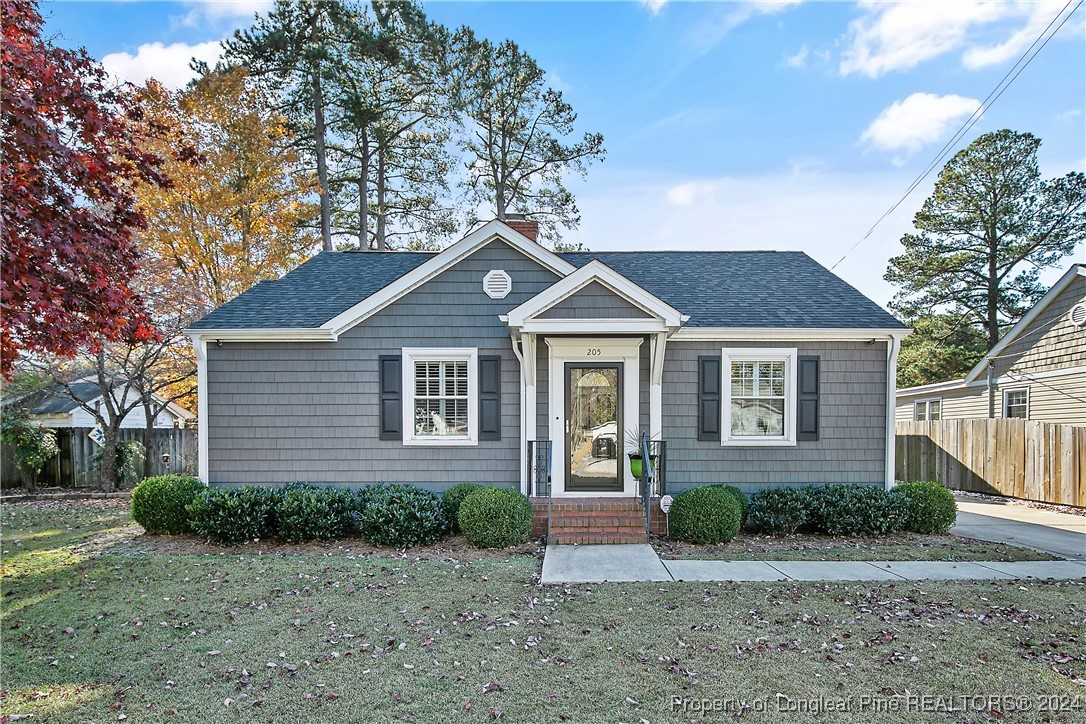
[{"xmin": 830, "ymin": 0, "xmax": 1083, "ymax": 272}]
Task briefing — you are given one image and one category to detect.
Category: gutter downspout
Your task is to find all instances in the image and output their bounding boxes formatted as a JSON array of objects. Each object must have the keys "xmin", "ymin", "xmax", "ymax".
[
  {"xmin": 986, "ymin": 361, "xmax": 995, "ymax": 418},
  {"xmin": 189, "ymin": 333, "xmax": 209, "ymax": 485},
  {"xmin": 510, "ymin": 333, "xmax": 527, "ymax": 496},
  {"xmin": 885, "ymin": 333, "xmax": 902, "ymax": 491}
]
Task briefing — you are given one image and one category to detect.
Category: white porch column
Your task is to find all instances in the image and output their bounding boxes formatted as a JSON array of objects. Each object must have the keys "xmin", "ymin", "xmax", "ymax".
[
  {"xmin": 649, "ymin": 333, "xmax": 667, "ymax": 440},
  {"xmin": 522, "ymin": 333, "xmax": 538, "ymax": 494}
]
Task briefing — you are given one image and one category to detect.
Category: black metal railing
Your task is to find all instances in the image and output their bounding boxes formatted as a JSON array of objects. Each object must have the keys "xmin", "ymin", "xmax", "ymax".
[
  {"xmin": 527, "ymin": 440, "xmax": 552, "ymax": 498},
  {"xmin": 637, "ymin": 437, "xmax": 667, "ymax": 533}
]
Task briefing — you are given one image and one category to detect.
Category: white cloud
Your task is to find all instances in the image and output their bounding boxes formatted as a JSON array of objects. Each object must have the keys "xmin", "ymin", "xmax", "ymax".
[
  {"xmin": 101, "ymin": 40, "xmax": 223, "ymax": 89},
  {"xmin": 178, "ymin": 0, "xmax": 271, "ymax": 27},
  {"xmin": 962, "ymin": 0, "xmax": 1071, "ymax": 69},
  {"xmin": 1054, "ymin": 108, "xmax": 1083, "ymax": 123},
  {"xmin": 783, "ymin": 44, "xmax": 809, "ymax": 68},
  {"xmin": 665, "ymin": 181, "xmax": 715, "ymax": 207},
  {"xmin": 639, "ymin": 0, "xmax": 668, "ymax": 16},
  {"xmin": 839, "ymin": 0, "xmax": 1007, "ymax": 77},
  {"xmin": 861, "ymin": 92, "xmax": 980, "ymax": 160},
  {"xmin": 690, "ymin": 0, "xmax": 803, "ymax": 56}
]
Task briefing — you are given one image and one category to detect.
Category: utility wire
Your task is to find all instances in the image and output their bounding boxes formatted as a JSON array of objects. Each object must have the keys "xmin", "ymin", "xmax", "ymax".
[{"xmin": 830, "ymin": 0, "xmax": 1083, "ymax": 272}]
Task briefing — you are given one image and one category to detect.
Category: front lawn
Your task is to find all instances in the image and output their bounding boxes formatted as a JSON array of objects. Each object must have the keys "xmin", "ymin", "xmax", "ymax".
[
  {"xmin": 653, "ymin": 532, "xmax": 1058, "ymax": 563},
  {"xmin": 2, "ymin": 500, "xmax": 1084, "ymax": 722}
]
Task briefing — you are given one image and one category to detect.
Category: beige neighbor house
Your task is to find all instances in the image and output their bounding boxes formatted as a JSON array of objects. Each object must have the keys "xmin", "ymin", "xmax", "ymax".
[{"xmin": 896, "ymin": 263, "xmax": 1086, "ymax": 426}]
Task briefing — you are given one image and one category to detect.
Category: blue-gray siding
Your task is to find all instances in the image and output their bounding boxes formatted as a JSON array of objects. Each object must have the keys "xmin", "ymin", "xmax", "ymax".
[
  {"xmin": 206, "ymin": 240, "xmax": 560, "ymax": 488},
  {"xmin": 662, "ymin": 341, "xmax": 888, "ymax": 491},
  {"xmin": 537, "ymin": 281, "xmax": 649, "ymax": 319}
]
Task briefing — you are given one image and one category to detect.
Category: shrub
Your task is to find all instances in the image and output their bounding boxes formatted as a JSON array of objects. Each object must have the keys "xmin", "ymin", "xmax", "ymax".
[
  {"xmin": 807, "ymin": 484, "xmax": 905, "ymax": 536},
  {"xmin": 441, "ymin": 483, "xmax": 485, "ymax": 534},
  {"xmin": 131, "ymin": 474, "xmax": 205, "ymax": 535},
  {"xmin": 186, "ymin": 486, "xmax": 278, "ymax": 546},
  {"xmin": 668, "ymin": 486, "xmax": 742, "ymax": 544},
  {"xmin": 708, "ymin": 484, "xmax": 749, "ymax": 526},
  {"xmin": 458, "ymin": 487, "xmax": 533, "ymax": 548},
  {"xmin": 892, "ymin": 482, "xmax": 957, "ymax": 534},
  {"xmin": 356, "ymin": 484, "xmax": 446, "ymax": 547},
  {"xmin": 276, "ymin": 484, "xmax": 356, "ymax": 542},
  {"xmin": 748, "ymin": 487, "xmax": 809, "ymax": 535}
]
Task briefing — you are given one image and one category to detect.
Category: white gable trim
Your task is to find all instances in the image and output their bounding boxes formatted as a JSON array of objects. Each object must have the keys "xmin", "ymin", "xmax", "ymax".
[
  {"xmin": 319, "ymin": 220, "xmax": 577, "ymax": 337},
  {"xmin": 962, "ymin": 264, "xmax": 1085, "ymax": 384},
  {"xmin": 505, "ymin": 260, "xmax": 687, "ymax": 330}
]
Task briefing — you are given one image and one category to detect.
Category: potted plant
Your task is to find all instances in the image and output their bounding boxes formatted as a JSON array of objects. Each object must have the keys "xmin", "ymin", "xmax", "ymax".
[{"xmin": 624, "ymin": 428, "xmax": 659, "ymax": 479}]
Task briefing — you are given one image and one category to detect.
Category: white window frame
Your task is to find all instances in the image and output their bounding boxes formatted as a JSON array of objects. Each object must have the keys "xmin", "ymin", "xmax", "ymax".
[
  {"xmin": 914, "ymin": 397, "xmax": 942, "ymax": 421},
  {"xmin": 721, "ymin": 348, "xmax": 797, "ymax": 447},
  {"xmin": 402, "ymin": 348, "xmax": 478, "ymax": 446},
  {"xmin": 1003, "ymin": 387, "xmax": 1029, "ymax": 419}
]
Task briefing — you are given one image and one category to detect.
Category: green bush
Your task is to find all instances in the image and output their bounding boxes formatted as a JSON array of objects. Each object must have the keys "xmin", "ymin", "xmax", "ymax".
[
  {"xmin": 356, "ymin": 484, "xmax": 447, "ymax": 547},
  {"xmin": 748, "ymin": 487, "xmax": 809, "ymax": 535},
  {"xmin": 892, "ymin": 482, "xmax": 957, "ymax": 534},
  {"xmin": 458, "ymin": 487, "xmax": 533, "ymax": 549},
  {"xmin": 807, "ymin": 484, "xmax": 905, "ymax": 536},
  {"xmin": 668, "ymin": 486, "xmax": 742, "ymax": 544},
  {"xmin": 441, "ymin": 483, "xmax": 485, "ymax": 534},
  {"xmin": 276, "ymin": 484, "xmax": 356, "ymax": 542},
  {"xmin": 131, "ymin": 474, "xmax": 205, "ymax": 535},
  {"xmin": 186, "ymin": 486, "xmax": 278, "ymax": 546},
  {"xmin": 707, "ymin": 484, "xmax": 749, "ymax": 526}
]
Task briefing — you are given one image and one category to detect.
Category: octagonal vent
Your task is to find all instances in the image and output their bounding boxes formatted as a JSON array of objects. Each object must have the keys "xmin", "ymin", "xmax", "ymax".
[
  {"xmin": 483, "ymin": 270, "xmax": 512, "ymax": 300},
  {"xmin": 1070, "ymin": 302, "xmax": 1086, "ymax": 327}
]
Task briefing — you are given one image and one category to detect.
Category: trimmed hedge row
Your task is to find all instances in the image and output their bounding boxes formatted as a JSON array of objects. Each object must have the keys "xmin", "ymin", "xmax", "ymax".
[
  {"xmin": 668, "ymin": 482, "xmax": 957, "ymax": 542},
  {"xmin": 131, "ymin": 477, "xmax": 533, "ymax": 549}
]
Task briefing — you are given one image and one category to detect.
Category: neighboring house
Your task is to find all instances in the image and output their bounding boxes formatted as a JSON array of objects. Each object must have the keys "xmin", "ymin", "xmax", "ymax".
[
  {"xmin": 13, "ymin": 380, "xmax": 194, "ymax": 429},
  {"xmin": 187, "ymin": 220, "xmax": 908, "ymax": 499},
  {"xmin": 896, "ymin": 264, "xmax": 1086, "ymax": 426}
]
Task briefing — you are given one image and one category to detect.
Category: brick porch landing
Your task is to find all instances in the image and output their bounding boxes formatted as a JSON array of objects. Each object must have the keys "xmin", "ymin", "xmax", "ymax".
[{"xmin": 530, "ymin": 497, "xmax": 668, "ymax": 544}]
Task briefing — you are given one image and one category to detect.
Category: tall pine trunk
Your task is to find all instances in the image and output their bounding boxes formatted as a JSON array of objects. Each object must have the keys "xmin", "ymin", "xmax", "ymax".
[
  {"xmin": 358, "ymin": 129, "xmax": 369, "ymax": 249},
  {"xmin": 376, "ymin": 147, "xmax": 387, "ymax": 251},
  {"xmin": 312, "ymin": 70, "xmax": 332, "ymax": 251}
]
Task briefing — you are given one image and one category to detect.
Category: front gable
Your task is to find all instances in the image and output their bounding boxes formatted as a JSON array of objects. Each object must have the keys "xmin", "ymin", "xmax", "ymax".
[{"xmin": 536, "ymin": 281, "xmax": 651, "ymax": 320}]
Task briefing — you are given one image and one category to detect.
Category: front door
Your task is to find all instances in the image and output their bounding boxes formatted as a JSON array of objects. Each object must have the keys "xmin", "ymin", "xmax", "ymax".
[{"xmin": 565, "ymin": 363, "xmax": 623, "ymax": 491}]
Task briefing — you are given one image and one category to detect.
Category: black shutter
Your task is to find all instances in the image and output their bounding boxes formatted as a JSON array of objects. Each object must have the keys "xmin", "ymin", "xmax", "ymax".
[
  {"xmin": 697, "ymin": 356, "xmax": 722, "ymax": 441},
  {"xmin": 379, "ymin": 355, "xmax": 402, "ymax": 440},
  {"xmin": 479, "ymin": 355, "xmax": 501, "ymax": 441},
  {"xmin": 797, "ymin": 355, "xmax": 820, "ymax": 441}
]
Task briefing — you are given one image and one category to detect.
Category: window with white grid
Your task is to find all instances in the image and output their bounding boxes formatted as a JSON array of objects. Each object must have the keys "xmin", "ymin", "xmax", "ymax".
[
  {"xmin": 721, "ymin": 348, "xmax": 797, "ymax": 446},
  {"xmin": 402, "ymin": 349, "xmax": 478, "ymax": 445}
]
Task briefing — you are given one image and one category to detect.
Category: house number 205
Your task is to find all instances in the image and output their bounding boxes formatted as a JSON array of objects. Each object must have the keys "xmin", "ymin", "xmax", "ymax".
[{"xmin": 586, "ymin": 348, "xmax": 601, "ymax": 356}]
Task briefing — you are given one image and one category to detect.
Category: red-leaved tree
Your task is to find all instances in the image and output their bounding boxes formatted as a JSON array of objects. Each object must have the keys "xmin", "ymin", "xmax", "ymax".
[{"xmin": 1, "ymin": 0, "xmax": 166, "ymax": 379}]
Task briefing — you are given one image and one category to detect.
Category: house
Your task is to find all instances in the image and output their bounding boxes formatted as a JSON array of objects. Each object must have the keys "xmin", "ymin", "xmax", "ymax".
[
  {"xmin": 12, "ymin": 380, "xmax": 194, "ymax": 430},
  {"xmin": 896, "ymin": 264, "xmax": 1086, "ymax": 426},
  {"xmin": 186, "ymin": 219, "xmax": 908, "ymax": 513}
]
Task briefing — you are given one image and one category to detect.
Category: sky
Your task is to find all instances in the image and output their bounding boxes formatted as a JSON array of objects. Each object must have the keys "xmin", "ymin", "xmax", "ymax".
[{"xmin": 41, "ymin": 0, "xmax": 1086, "ymax": 309}]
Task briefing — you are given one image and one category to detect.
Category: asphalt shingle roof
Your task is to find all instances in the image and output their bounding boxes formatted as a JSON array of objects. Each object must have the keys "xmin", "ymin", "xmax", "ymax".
[
  {"xmin": 190, "ymin": 248, "xmax": 905, "ymax": 331},
  {"xmin": 28, "ymin": 381, "xmax": 103, "ymax": 415}
]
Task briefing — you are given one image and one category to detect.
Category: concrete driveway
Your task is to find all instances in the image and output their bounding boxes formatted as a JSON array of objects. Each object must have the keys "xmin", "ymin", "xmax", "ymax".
[{"xmin": 953, "ymin": 497, "xmax": 1086, "ymax": 560}]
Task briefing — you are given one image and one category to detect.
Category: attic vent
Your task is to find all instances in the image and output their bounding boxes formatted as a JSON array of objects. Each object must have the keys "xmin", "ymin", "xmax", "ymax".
[
  {"xmin": 1070, "ymin": 303, "xmax": 1086, "ymax": 327},
  {"xmin": 483, "ymin": 270, "xmax": 512, "ymax": 300}
]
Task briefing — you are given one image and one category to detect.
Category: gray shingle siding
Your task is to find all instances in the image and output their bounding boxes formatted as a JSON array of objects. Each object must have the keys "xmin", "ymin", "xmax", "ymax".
[
  {"xmin": 662, "ymin": 341, "xmax": 888, "ymax": 492},
  {"xmin": 206, "ymin": 240, "xmax": 559, "ymax": 487},
  {"xmin": 537, "ymin": 281, "xmax": 649, "ymax": 319}
]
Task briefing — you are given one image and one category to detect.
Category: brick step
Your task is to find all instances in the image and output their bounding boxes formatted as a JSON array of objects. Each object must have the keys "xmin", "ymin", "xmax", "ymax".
[
  {"xmin": 551, "ymin": 533, "xmax": 648, "ymax": 545},
  {"xmin": 547, "ymin": 503, "xmax": 643, "ymax": 512},
  {"xmin": 549, "ymin": 526, "xmax": 646, "ymax": 535},
  {"xmin": 548, "ymin": 519, "xmax": 645, "ymax": 529}
]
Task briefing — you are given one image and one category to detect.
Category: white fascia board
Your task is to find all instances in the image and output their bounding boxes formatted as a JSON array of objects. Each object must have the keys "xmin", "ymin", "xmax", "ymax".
[
  {"xmin": 320, "ymin": 221, "xmax": 576, "ymax": 337},
  {"xmin": 506, "ymin": 260, "xmax": 684, "ymax": 328},
  {"xmin": 672, "ymin": 327, "xmax": 910, "ymax": 341},
  {"xmin": 520, "ymin": 318, "xmax": 670, "ymax": 334},
  {"xmin": 183, "ymin": 328, "xmax": 336, "ymax": 342},
  {"xmin": 963, "ymin": 264, "xmax": 1086, "ymax": 384},
  {"xmin": 895, "ymin": 378, "xmax": 968, "ymax": 397}
]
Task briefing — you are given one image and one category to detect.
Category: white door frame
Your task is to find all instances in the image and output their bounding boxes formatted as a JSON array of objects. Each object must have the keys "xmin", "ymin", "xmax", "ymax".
[{"xmin": 546, "ymin": 337, "xmax": 643, "ymax": 497}]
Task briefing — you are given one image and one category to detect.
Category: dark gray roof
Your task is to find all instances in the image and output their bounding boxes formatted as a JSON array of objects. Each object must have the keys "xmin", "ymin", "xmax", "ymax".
[
  {"xmin": 190, "ymin": 248, "xmax": 905, "ymax": 331},
  {"xmin": 27, "ymin": 381, "xmax": 103, "ymax": 415}
]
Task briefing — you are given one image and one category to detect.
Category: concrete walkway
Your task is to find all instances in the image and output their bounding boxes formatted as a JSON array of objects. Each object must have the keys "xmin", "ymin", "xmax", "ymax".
[{"xmin": 952, "ymin": 497, "xmax": 1086, "ymax": 560}]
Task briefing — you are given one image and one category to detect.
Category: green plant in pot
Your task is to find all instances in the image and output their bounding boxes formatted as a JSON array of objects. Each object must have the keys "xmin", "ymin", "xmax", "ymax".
[{"xmin": 624, "ymin": 428, "xmax": 659, "ymax": 479}]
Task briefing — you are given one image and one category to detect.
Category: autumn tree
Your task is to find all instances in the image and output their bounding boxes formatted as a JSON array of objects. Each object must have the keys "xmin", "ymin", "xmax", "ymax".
[
  {"xmin": 886, "ymin": 130, "xmax": 1086, "ymax": 350},
  {"xmin": 135, "ymin": 69, "xmax": 317, "ymax": 309},
  {"xmin": 1, "ymin": 0, "xmax": 165, "ymax": 378},
  {"xmin": 457, "ymin": 34, "xmax": 605, "ymax": 245}
]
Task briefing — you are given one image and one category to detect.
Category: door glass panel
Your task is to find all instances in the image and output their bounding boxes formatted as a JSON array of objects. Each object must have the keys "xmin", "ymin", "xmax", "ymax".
[{"xmin": 567, "ymin": 365, "xmax": 622, "ymax": 489}]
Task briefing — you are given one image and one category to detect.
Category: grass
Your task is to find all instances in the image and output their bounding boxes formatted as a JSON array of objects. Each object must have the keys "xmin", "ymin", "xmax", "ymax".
[
  {"xmin": 653, "ymin": 532, "xmax": 1059, "ymax": 562},
  {"xmin": 2, "ymin": 500, "xmax": 1085, "ymax": 723}
]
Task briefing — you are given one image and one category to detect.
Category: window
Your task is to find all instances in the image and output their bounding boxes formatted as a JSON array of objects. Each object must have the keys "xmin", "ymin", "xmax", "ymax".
[
  {"xmin": 1004, "ymin": 388, "xmax": 1029, "ymax": 419},
  {"xmin": 721, "ymin": 348, "xmax": 797, "ymax": 446},
  {"xmin": 402, "ymin": 348, "xmax": 478, "ymax": 445},
  {"xmin": 914, "ymin": 399, "xmax": 941, "ymax": 421}
]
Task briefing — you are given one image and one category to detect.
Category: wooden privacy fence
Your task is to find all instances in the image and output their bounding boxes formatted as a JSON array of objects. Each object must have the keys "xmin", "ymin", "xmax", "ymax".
[
  {"xmin": 1, "ymin": 427, "xmax": 197, "ymax": 489},
  {"xmin": 896, "ymin": 419, "xmax": 1085, "ymax": 507}
]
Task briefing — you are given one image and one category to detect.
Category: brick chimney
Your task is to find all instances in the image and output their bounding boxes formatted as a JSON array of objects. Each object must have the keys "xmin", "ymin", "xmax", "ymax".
[{"xmin": 503, "ymin": 213, "xmax": 538, "ymax": 241}]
